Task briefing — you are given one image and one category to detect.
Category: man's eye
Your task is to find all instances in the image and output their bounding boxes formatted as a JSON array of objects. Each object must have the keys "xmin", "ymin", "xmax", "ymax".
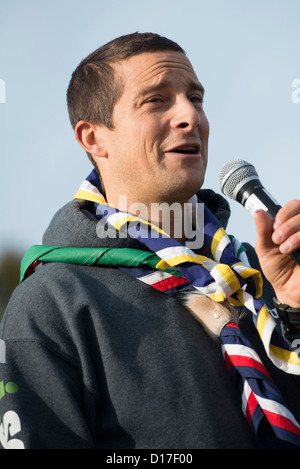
[
  {"xmin": 146, "ymin": 97, "xmax": 164, "ymax": 103},
  {"xmin": 189, "ymin": 95, "xmax": 203, "ymax": 105}
]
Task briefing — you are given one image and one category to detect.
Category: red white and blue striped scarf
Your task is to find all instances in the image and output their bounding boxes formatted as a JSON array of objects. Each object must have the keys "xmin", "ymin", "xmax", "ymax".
[{"xmin": 22, "ymin": 169, "xmax": 300, "ymax": 447}]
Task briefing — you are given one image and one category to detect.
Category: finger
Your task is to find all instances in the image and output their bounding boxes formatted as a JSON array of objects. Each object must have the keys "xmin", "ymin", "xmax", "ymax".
[
  {"xmin": 272, "ymin": 200, "xmax": 300, "ymax": 255},
  {"xmin": 272, "ymin": 212, "xmax": 300, "ymax": 248},
  {"xmin": 273, "ymin": 199, "xmax": 300, "ymax": 229},
  {"xmin": 278, "ymin": 231, "xmax": 300, "ymax": 255}
]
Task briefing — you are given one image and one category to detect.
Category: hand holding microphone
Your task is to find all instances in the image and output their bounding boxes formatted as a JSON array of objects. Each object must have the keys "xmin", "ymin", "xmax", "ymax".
[
  {"xmin": 218, "ymin": 159, "xmax": 300, "ymax": 265},
  {"xmin": 218, "ymin": 159, "xmax": 300, "ymax": 312}
]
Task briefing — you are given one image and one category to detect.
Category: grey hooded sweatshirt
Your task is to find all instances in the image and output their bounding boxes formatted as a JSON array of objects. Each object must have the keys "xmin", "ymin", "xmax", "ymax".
[{"xmin": 1, "ymin": 190, "xmax": 300, "ymax": 449}]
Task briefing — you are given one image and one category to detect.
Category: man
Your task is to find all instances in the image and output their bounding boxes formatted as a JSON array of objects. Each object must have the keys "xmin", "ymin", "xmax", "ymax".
[{"xmin": 1, "ymin": 32, "xmax": 300, "ymax": 449}]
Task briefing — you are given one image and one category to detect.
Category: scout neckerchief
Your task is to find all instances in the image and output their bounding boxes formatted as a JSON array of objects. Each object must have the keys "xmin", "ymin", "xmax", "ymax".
[{"xmin": 21, "ymin": 169, "xmax": 300, "ymax": 448}]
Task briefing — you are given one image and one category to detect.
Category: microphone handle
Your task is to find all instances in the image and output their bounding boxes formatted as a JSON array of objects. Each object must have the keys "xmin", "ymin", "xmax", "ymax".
[{"xmin": 236, "ymin": 183, "xmax": 300, "ymax": 265}]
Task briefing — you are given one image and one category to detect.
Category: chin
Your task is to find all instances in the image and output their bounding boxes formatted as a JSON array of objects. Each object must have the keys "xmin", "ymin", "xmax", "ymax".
[
  {"xmin": 167, "ymin": 180, "xmax": 204, "ymax": 203},
  {"xmin": 181, "ymin": 172, "xmax": 205, "ymax": 197}
]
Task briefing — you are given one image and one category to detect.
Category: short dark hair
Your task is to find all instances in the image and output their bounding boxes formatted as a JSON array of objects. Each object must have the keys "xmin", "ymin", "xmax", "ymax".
[{"xmin": 67, "ymin": 32, "xmax": 185, "ymax": 132}]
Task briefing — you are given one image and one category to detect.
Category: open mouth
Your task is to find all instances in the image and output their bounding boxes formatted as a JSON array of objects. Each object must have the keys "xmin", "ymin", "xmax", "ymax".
[
  {"xmin": 172, "ymin": 146, "xmax": 198, "ymax": 155},
  {"xmin": 168, "ymin": 144, "xmax": 200, "ymax": 155}
]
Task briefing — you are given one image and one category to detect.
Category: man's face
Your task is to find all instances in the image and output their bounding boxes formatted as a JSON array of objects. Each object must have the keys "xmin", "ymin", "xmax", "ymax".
[{"xmin": 99, "ymin": 50, "xmax": 209, "ymax": 206}]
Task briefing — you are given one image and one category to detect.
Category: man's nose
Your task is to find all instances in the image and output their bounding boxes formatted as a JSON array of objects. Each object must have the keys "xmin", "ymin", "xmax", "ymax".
[{"xmin": 171, "ymin": 97, "xmax": 201, "ymax": 131}]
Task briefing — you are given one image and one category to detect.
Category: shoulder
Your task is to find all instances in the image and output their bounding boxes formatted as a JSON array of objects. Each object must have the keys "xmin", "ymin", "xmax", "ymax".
[
  {"xmin": 1, "ymin": 259, "xmax": 150, "ymax": 341},
  {"xmin": 0, "ymin": 262, "xmax": 105, "ymax": 356}
]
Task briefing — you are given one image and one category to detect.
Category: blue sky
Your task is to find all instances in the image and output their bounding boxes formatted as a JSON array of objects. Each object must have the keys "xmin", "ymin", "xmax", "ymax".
[{"xmin": 0, "ymin": 0, "xmax": 299, "ymax": 256}]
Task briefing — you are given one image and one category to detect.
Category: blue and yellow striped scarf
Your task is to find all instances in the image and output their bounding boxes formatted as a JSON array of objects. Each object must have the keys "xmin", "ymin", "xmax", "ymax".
[
  {"xmin": 21, "ymin": 169, "xmax": 300, "ymax": 447},
  {"xmin": 73, "ymin": 170, "xmax": 300, "ymax": 375}
]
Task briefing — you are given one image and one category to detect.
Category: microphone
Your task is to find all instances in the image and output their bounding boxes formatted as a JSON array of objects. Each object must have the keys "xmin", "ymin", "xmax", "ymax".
[{"xmin": 218, "ymin": 159, "xmax": 300, "ymax": 265}]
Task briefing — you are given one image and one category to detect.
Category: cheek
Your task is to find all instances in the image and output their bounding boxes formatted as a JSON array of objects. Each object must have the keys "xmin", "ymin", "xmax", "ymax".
[
  {"xmin": 136, "ymin": 119, "xmax": 163, "ymax": 162},
  {"xmin": 201, "ymin": 114, "xmax": 210, "ymax": 141}
]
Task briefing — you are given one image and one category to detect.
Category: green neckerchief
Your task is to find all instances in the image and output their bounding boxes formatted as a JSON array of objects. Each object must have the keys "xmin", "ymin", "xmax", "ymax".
[{"xmin": 20, "ymin": 245, "xmax": 182, "ymax": 283}]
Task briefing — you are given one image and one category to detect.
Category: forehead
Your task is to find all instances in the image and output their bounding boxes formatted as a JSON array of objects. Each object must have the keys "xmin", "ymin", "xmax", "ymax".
[{"xmin": 113, "ymin": 51, "xmax": 203, "ymax": 95}]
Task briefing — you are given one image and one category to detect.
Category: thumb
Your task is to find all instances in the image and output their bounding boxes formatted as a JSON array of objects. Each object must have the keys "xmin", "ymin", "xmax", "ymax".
[{"xmin": 254, "ymin": 209, "xmax": 276, "ymax": 258}]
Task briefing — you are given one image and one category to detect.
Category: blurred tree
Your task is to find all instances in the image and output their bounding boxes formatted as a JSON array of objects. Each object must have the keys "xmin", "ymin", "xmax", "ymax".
[{"xmin": 0, "ymin": 250, "xmax": 23, "ymax": 322}]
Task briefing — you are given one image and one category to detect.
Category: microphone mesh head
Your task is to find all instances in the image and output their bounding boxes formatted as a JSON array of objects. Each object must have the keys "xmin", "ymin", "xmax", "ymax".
[{"xmin": 218, "ymin": 159, "xmax": 258, "ymax": 199}]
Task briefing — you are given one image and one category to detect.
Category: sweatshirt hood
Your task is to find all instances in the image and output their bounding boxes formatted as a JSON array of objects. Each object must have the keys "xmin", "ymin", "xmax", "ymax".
[{"xmin": 42, "ymin": 189, "xmax": 231, "ymax": 249}]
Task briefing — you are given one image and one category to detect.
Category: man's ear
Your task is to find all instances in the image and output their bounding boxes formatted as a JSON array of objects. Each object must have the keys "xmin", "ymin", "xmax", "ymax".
[{"xmin": 74, "ymin": 120, "xmax": 108, "ymax": 158}]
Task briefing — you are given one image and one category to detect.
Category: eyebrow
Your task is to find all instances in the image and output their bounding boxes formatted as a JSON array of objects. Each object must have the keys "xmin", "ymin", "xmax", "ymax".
[{"xmin": 135, "ymin": 79, "xmax": 205, "ymax": 101}]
